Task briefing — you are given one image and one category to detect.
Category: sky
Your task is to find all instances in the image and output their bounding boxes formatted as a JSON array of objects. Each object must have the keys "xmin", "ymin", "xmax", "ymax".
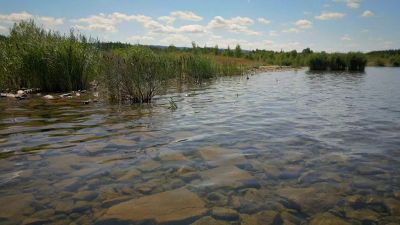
[{"xmin": 0, "ymin": 0, "xmax": 399, "ymax": 52}]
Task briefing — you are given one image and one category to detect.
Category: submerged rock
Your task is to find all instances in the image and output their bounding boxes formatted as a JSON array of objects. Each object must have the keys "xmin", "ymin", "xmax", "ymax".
[
  {"xmin": 100, "ymin": 188, "xmax": 207, "ymax": 224},
  {"xmin": 309, "ymin": 212, "xmax": 350, "ymax": 225},
  {"xmin": 137, "ymin": 159, "xmax": 161, "ymax": 172},
  {"xmin": 190, "ymin": 216, "xmax": 230, "ymax": 225},
  {"xmin": 0, "ymin": 193, "xmax": 34, "ymax": 220},
  {"xmin": 277, "ymin": 184, "xmax": 342, "ymax": 214},
  {"xmin": 240, "ymin": 210, "xmax": 278, "ymax": 225},
  {"xmin": 22, "ymin": 218, "xmax": 50, "ymax": 225},
  {"xmin": 117, "ymin": 169, "xmax": 140, "ymax": 181},
  {"xmin": 198, "ymin": 146, "xmax": 247, "ymax": 167},
  {"xmin": 199, "ymin": 165, "xmax": 256, "ymax": 189},
  {"xmin": 159, "ymin": 151, "xmax": 189, "ymax": 162},
  {"xmin": 346, "ymin": 208, "xmax": 380, "ymax": 221},
  {"xmin": 384, "ymin": 198, "xmax": 400, "ymax": 216},
  {"xmin": 211, "ymin": 207, "xmax": 239, "ymax": 221}
]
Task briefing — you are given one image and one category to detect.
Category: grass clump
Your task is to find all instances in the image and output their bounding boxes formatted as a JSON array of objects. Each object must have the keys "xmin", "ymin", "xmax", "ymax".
[
  {"xmin": 308, "ymin": 53, "xmax": 329, "ymax": 70},
  {"xmin": 347, "ymin": 52, "xmax": 367, "ymax": 71},
  {"xmin": 329, "ymin": 53, "xmax": 347, "ymax": 71},
  {"xmin": 0, "ymin": 20, "xmax": 98, "ymax": 92},
  {"xmin": 308, "ymin": 52, "xmax": 367, "ymax": 71},
  {"xmin": 102, "ymin": 46, "xmax": 172, "ymax": 104}
]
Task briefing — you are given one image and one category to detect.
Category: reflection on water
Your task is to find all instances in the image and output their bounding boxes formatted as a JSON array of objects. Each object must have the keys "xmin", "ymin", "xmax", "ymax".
[{"xmin": 1, "ymin": 67, "xmax": 400, "ymax": 224}]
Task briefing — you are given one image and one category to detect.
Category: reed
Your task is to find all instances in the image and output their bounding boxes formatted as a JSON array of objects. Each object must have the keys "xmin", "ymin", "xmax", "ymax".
[
  {"xmin": 347, "ymin": 52, "xmax": 367, "ymax": 71},
  {"xmin": 308, "ymin": 52, "xmax": 367, "ymax": 71},
  {"xmin": 0, "ymin": 20, "xmax": 98, "ymax": 92},
  {"xmin": 101, "ymin": 46, "xmax": 172, "ymax": 103},
  {"xmin": 329, "ymin": 53, "xmax": 347, "ymax": 71},
  {"xmin": 308, "ymin": 53, "xmax": 329, "ymax": 70}
]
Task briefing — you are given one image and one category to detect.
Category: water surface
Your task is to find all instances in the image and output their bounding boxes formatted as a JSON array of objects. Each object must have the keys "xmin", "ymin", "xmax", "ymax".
[{"xmin": 1, "ymin": 67, "xmax": 400, "ymax": 224}]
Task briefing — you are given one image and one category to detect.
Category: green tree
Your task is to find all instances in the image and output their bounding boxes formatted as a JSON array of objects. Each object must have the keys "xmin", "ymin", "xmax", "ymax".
[
  {"xmin": 234, "ymin": 44, "xmax": 242, "ymax": 58},
  {"xmin": 213, "ymin": 45, "xmax": 219, "ymax": 55}
]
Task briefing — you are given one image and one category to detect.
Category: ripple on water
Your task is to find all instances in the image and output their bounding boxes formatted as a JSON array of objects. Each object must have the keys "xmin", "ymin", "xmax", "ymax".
[{"xmin": 0, "ymin": 67, "xmax": 400, "ymax": 224}]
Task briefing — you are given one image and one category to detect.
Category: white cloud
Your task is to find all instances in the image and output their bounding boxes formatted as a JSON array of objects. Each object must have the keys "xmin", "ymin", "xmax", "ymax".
[
  {"xmin": 170, "ymin": 11, "xmax": 202, "ymax": 21},
  {"xmin": 295, "ymin": 19, "xmax": 312, "ymax": 29},
  {"xmin": 158, "ymin": 16, "xmax": 175, "ymax": 25},
  {"xmin": 341, "ymin": 34, "xmax": 352, "ymax": 41},
  {"xmin": 334, "ymin": 0, "xmax": 361, "ymax": 9},
  {"xmin": 128, "ymin": 35, "xmax": 155, "ymax": 44},
  {"xmin": 160, "ymin": 34, "xmax": 191, "ymax": 46},
  {"xmin": 177, "ymin": 24, "xmax": 206, "ymax": 33},
  {"xmin": 269, "ymin": 30, "xmax": 279, "ymax": 37},
  {"xmin": 207, "ymin": 16, "xmax": 260, "ymax": 35},
  {"xmin": 315, "ymin": 12, "xmax": 345, "ymax": 20},
  {"xmin": 0, "ymin": 11, "xmax": 64, "ymax": 27},
  {"xmin": 282, "ymin": 28, "xmax": 300, "ymax": 33},
  {"xmin": 73, "ymin": 12, "xmax": 207, "ymax": 34},
  {"xmin": 258, "ymin": 18, "xmax": 271, "ymax": 25},
  {"xmin": 362, "ymin": 10, "xmax": 374, "ymax": 17}
]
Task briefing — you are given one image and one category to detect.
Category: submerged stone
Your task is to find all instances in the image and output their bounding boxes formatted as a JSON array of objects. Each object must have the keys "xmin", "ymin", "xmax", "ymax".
[
  {"xmin": 199, "ymin": 165, "xmax": 255, "ymax": 189},
  {"xmin": 198, "ymin": 146, "xmax": 247, "ymax": 167},
  {"xmin": 384, "ymin": 198, "xmax": 400, "ymax": 216},
  {"xmin": 190, "ymin": 216, "xmax": 230, "ymax": 225},
  {"xmin": 159, "ymin": 151, "xmax": 189, "ymax": 162},
  {"xmin": 0, "ymin": 193, "xmax": 34, "ymax": 220},
  {"xmin": 22, "ymin": 218, "xmax": 49, "ymax": 225},
  {"xmin": 309, "ymin": 212, "xmax": 351, "ymax": 225},
  {"xmin": 240, "ymin": 210, "xmax": 278, "ymax": 225},
  {"xmin": 277, "ymin": 184, "xmax": 342, "ymax": 214},
  {"xmin": 54, "ymin": 200, "xmax": 74, "ymax": 213},
  {"xmin": 100, "ymin": 188, "xmax": 207, "ymax": 224},
  {"xmin": 346, "ymin": 209, "xmax": 380, "ymax": 221},
  {"xmin": 211, "ymin": 207, "xmax": 239, "ymax": 221},
  {"xmin": 117, "ymin": 169, "xmax": 140, "ymax": 181},
  {"xmin": 137, "ymin": 159, "xmax": 161, "ymax": 172},
  {"xmin": 110, "ymin": 138, "xmax": 135, "ymax": 146}
]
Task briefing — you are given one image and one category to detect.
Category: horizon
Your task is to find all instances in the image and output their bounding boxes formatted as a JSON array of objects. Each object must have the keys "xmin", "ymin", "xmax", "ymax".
[{"xmin": 1, "ymin": 0, "xmax": 399, "ymax": 53}]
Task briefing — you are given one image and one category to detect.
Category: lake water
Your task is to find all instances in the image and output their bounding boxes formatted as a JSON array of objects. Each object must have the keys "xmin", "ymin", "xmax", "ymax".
[{"xmin": 1, "ymin": 67, "xmax": 400, "ymax": 224}]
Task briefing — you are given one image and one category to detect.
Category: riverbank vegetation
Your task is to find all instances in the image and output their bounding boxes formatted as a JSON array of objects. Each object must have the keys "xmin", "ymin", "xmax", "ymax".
[
  {"xmin": 308, "ymin": 52, "xmax": 367, "ymax": 71},
  {"xmin": 1, "ymin": 20, "xmax": 399, "ymax": 103}
]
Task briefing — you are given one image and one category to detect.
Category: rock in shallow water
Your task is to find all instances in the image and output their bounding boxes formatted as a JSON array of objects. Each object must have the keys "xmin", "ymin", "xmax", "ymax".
[
  {"xmin": 211, "ymin": 207, "xmax": 239, "ymax": 221},
  {"xmin": 309, "ymin": 212, "xmax": 350, "ymax": 225},
  {"xmin": 198, "ymin": 165, "xmax": 256, "ymax": 189},
  {"xmin": 198, "ymin": 146, "xmax": 247, "ymax": 167},
  {"xmin": 277, "ymin": 184, "xmax": 343, "ymax": 214},
  {"xmin": 190, "ymin": 216, "xmax": 230, "ymax": 225},
  {"xmin": 99, "ymin": 188, "xmax": 207, "ymax": 224}
]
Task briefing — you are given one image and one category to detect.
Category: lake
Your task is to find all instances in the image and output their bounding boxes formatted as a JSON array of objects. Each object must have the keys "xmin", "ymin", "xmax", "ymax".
[{"xmin": 1, "ymin": 67, "xmax": 400, "ymax": 224}]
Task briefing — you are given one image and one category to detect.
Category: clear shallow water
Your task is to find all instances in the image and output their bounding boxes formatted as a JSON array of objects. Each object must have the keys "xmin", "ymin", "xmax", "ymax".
[{"xmin": 1, "ymin": 67, "xmax": 400, "ymax": 224}]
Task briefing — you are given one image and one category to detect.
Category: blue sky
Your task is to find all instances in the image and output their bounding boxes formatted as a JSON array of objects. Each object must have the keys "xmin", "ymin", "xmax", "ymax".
[{"xmin": 0, "ymin": 0, "xmax": 399, "ymax": 52}]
